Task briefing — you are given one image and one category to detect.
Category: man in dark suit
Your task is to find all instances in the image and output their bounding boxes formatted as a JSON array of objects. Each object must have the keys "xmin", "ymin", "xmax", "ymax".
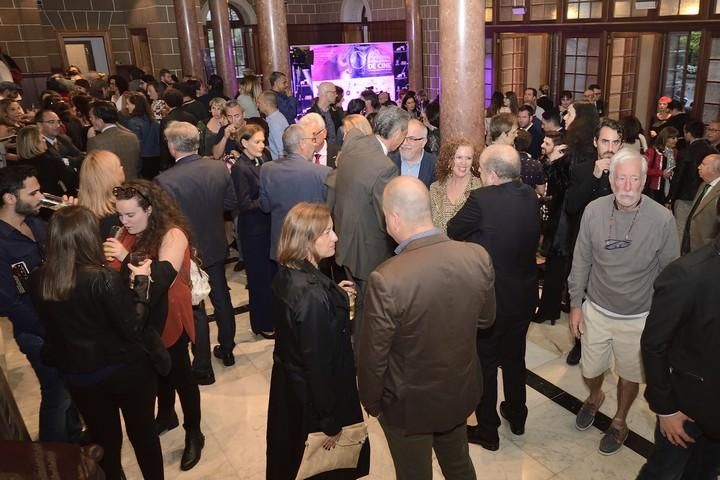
[
  {"xmin": 518, "ymin": 105, "xmax": 543, "ymax": 159},
  {"xmin": 448, "ymin": 144, "xmax": 541, "ymax": 450},
  {"xmin": 358, "ymin": 176, "xmax": 495, "ymax": 480},
  {"xmin": 389, "ymin": 118, "xmax": 437, "ymax": 189},
  {"xmin": 638, "ymin": 212, "xmax": 720, "ymax": 479},
  {"xmin": 298, "ymin": 112, "xmax": 339, "ymax": 168},
  {"xmin": 259, "ymin": 124, "xmax": 331, "ymax": 261},
  {"xmin": 155, "ymin": 121, "xmax": 239, "ymax": 380},
  {"xmin": 333, "ymin": 106, "xmax": 409, "ymax": 291},
  {"xmin": 669, "ymin": 120, "xmax": 719, "ymax": 241},
  {"xmin": 537, "ymin": 84, "xmax": 554, "ymax": 113},
  {"xmin": 159, "ymin": 88, "xmax": 198, "ymax": 172},
  {"xmin": 35, "ymin": 109, "xmax": 83, "ymax": 170},
  {"xmin": 682, "ymin": 154, "xmax": 720, "ymax": 254},
  {"xmin": 177, "ymin": 80, "xmax": 209, "ymax": 123},
  {"xmin": 87, "ymin": 100, "xmax": 140, "ymax": 179}
]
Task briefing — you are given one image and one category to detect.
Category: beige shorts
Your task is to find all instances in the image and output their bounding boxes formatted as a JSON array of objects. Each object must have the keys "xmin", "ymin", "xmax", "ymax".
[{"xmin": 580, "ymin": 301, "xmax": 646, "ymax": 384}]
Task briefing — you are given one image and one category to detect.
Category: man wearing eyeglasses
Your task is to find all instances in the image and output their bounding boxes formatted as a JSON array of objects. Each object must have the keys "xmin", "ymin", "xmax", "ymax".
[
  {"xmin": 568, "ymin": 149, "xmax": 678, "ymax": 456},
  {"xmin": 309, "ymin": 81, "xmax": 343, "ymax": 146},
  {"xmin": 705, "ymin": 120, "xmax": 720, "ymax": 151},
  {"xmin": 389, "ymin": 118, "xmax": 436, "ymax": 189},
  {"xmin": 298, "ymin": 112, "xmax": 339, "ymax": 168},
  {"xmin": 34, "ymin": 109, "xmax": 83, "ymax": 171}
]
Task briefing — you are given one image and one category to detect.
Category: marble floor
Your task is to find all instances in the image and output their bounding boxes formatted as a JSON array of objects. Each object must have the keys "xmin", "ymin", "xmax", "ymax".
[{"xmin": 2, "ymin": 262, "xmax": 666, "ymax": 479}]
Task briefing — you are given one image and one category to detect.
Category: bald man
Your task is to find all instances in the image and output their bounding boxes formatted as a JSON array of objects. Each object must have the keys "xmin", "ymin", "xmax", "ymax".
[
  {"xmin": 357, "ymin": 176, "xmax": 495, "ymax": 480},
  {"xmin": 448, "ymin": 144, "xmax": 541, "ymax": 450},
  {"xmin": 309, "ymin": 81, "xmax": 344, "ymax": 145},
  {"xmin": 682, "ymin": 153, "xmax": 720, "ymax": 254}
]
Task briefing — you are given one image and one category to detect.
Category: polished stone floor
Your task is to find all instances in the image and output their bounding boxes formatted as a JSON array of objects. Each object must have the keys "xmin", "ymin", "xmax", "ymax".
[{"xmin": 2, "ymin": 263, "xmax": 664, "ymax": 479}]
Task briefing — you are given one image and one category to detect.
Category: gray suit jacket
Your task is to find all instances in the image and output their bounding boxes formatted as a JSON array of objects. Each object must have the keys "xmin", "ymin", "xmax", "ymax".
[
  {"xmin": 87, "ymin": 125, "xmax": 140, "ymax": 179},
  {"xmin": 333, "ymin": 131, "xmax": 398, "ymax": 281},
  {"xmin": 688, "ymin": 181, "xmax": 720, "ymax": 253},
  {"xmin": 259, "ymin": 153, "xmax": 331, "ymax": 260}
]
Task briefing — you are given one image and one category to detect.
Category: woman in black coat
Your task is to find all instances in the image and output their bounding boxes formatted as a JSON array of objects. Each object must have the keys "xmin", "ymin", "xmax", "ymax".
[
  {"xmin": 266, "ymin": 202, "xmax": 369, "ymax": 480},
  {"xmin": 230, "ymin": 124, "xmax": 275, "ymax": 337},
  {"xmin": 31, "ymin": 206, "xmax": 163, "ymax": 480}
]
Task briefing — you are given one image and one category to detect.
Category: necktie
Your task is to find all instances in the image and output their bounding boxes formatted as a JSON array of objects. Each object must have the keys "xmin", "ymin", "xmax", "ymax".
[
  {"xmin": 681, "ymin": 183, "xmax": 711, "ymax": 255},
  {"xmin": 314, "ymin": 153, "xmax": 321, "ymax": 164}
]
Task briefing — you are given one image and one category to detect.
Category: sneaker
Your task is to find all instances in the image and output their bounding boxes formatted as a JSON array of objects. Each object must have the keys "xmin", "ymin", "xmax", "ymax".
[
  {"xmin": 599, "ymin": 425, "xmax": 628, "ymax": 455},
  {"xmin": 575, "ymin": 399, "xmax": 602, "ymax": 431}
]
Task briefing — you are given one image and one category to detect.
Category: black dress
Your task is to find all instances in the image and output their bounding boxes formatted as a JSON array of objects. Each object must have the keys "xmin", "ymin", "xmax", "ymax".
[{"xmin": 266, "ymin": 262, "xmax": 370, "ymax": 480}]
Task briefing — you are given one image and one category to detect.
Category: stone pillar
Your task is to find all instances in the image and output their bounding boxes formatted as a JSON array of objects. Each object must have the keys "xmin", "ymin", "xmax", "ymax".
[
  {"xmin": 405, "ymin": 0, "xmax": 423, "ymax": 92},
  {"xmin": 256, "ymin": 0, "xmax": 290, "ymax": 89},
  {"xmin": 209, "ymin": 0, "xmax": 238, "ymax": 96},
  {"xmin": 439, "ymin": 0, "xmax": 485, "ymax": 147},
  {"xmin": 173, "ymin": 0, "xmax": 206, "ymax": 80}
]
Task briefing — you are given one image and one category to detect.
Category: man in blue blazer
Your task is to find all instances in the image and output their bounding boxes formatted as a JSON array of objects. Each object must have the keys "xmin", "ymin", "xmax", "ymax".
[
  {"xmin": 389, "ymin": 119, "xmax": 437, "ymax": 189},
  {"xmin": 259, "ymin": 124, "xmax": 331, "ymax": 261},
  {"xmin": 155, "ymin": 122, "xmax": 239, "ymax": 380}
]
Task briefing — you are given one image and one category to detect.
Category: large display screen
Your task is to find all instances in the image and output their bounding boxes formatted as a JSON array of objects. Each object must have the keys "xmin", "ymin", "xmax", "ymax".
[{"xmin": 290, "ymin": 42, "xmax": 409, "ymax": 112}]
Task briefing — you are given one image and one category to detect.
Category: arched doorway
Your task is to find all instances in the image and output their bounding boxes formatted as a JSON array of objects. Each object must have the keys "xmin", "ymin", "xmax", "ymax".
[
  {"xmin": 340, "ymin": 0, "xmax": 373, "ymax": 22},
  {"xmin": 203, "ymin": 0, "xmax": 259, "ymax": 79}
]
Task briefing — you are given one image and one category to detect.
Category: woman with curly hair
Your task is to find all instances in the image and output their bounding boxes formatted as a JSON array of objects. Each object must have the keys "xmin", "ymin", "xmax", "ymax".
[
  {"xmin": 103, "ymin": 179, "xmax": 205, "ymax": 471},
  {"xmin": 429, "ymin": 137, "xmax": 482, "ymax": 232}
]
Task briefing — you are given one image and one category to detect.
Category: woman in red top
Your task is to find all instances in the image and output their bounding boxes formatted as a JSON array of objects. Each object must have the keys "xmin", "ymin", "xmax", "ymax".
[{"xmin": 104, "ymin": 179, "xmax": 205, "ymax": 471}]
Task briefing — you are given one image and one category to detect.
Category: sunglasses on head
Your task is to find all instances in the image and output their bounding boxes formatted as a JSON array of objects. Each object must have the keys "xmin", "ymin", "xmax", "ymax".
[{"xmin": 113, "ymin": 186, "xmax": 150, "ymax": 205}]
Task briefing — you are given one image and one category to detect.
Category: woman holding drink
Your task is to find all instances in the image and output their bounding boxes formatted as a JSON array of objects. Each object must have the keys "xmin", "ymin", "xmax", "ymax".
[{"xmin": 103, "ymin": 179, "xmax": 205, "ymax": 472}]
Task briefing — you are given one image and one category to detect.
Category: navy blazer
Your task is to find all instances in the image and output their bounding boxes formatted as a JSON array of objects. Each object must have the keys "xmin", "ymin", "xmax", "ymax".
[
  {"xmin": 155, "ymin": 153, "xmax": 238, "ymax": 266},
  {"xmin": 447, "ymin": 181, "xmax": 540, "ymax": 322},
  {"xmin": 259, "ymin": 153, "xmax": 331, "ymax": 260},
  {"xmin": 389, "ymin": 150, "xmax": 437, "ymax": 189}
]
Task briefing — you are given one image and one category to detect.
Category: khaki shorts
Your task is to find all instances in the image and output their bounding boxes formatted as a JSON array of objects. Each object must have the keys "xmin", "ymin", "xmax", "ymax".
[{"xmin": 580, "ymin": 301, "xmax": 646, "ymax": 383}]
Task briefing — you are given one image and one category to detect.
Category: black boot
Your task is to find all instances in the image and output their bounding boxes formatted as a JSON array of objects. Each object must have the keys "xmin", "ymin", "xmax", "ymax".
[{"xmin": 180, "ymin": 429, "xmax": 205, "ymax": 471}]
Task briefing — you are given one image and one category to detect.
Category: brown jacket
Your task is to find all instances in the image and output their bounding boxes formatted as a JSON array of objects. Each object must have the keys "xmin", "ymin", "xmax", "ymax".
[
  {"xmin": 687, "ymin": 181, "xmax": 720, "ymax": 253},
  {"xmin": 357, "ymin": 233, "xmax": 495, "ymax": 434}
]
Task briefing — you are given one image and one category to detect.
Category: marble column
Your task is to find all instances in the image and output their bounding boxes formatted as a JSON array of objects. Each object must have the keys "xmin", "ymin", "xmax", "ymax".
[
  {"xmin": 256, "ymin": 0, "xmax": 290, "ymax": 89},
  {"xmin": 405, "ymin": 0, "xmax": 423, "ymax": 92},
  {"xmin": 439, "ymin": 0, "xmax": 485, "ymax": 148},
  {"xmin": 209, "ymin": 0, "xmax": 237, "ymax": 96},
  {"xmin": 173, "ymin": 0, "xmax": 206, "ymax": 80}
]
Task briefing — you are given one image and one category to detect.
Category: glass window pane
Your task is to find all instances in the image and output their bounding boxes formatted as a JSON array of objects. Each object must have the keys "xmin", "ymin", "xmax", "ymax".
[
  {"xmin": 709, "ymin": 60, "xmax": 720, "ymax": 82},
  {"xmin": 565, "ymin": 56, "xmax": 576, "ymax": 73},
  {"xmin": 615, "ymin": 0, "xmax": 630, "ymax": 16},
  {"xmin": 716, "ymin": 0, "xmax": 720, "ymax": 14}
]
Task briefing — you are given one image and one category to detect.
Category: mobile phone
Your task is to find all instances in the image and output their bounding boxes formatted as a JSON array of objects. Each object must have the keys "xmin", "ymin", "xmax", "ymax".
[{"xmin": 11, "ymin": 261, "xmax": 30, "ymax": 294}]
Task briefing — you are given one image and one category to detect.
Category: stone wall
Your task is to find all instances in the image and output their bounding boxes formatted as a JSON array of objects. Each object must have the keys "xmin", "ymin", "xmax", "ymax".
[{"xmin": 420, "ymin": 0, "xmax": 439, "ymax": 99}]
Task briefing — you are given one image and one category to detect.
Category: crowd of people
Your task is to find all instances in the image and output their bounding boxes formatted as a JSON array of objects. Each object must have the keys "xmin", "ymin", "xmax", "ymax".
[{"xmin": 1, "ymin": 66, "xmax": 719, "ymax": 480}]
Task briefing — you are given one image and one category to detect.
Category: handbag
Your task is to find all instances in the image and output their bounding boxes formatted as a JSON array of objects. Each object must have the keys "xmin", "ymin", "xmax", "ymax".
[
  {"xmin": 189, "ymin": 259, "xmax": 211, "ymax": 306},
  {"xmin": 295, "ymin": 422, "xmax": 368, "ymax": 480}
]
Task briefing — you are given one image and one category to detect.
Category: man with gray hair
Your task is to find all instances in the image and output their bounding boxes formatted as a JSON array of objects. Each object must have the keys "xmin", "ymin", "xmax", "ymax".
[
  {"xmin": 298, "ymin": 112, "xmax": 339, "ymax": 168},
  {"xmin": 332, "ymin": 105, "xmax": 409, "ymax": 300},
  {"xmin": 259, "ymin": 124, "xmax": 331, "ymax": 261},
  {"xmin": 389, "ymin": 118, "xmax": 437, "ymax": 188},
  {"xmin": 309, "ymin": 81, "xmax": 343, "ymax": 145},
  {"xmin": 358, "ymin": 176, "xmax": 495, "ymax": 480},
  {"xmin": 156, "ymin": 121, "xmax": 239, "ymax": 381},
  {"xmin": 448, "ymin": 144, "xmax": 540, "ymax": 451},
  {"xmin": 568, "ymin": 148, "xmax": 678, "ymax": 455},
  {"xmin": 681, "ymin": 153, "xmax": 720, "ymax": 254},
  {"xmin": 257, "ymin": 90, "xmax": 289, "ymax": 160}
]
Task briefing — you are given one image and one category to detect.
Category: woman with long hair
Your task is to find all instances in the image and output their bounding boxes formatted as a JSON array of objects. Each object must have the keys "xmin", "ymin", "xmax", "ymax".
[
  {"xmin": 125, "ymin": 92, "xmax": 161, "ymax": 179},
  {"xmin": 266, "ymin": 202, "xmax": 370, "ymax": 480},
  {"xmin": 501, "ymin": 91, "xmax": 519, "ymax": 114},
  {"xmin": 645, "ymin": 126, "xmax": 679, "ymax": 204},
  {"xmin": 103, "ymin": 179, "xmax": 205, "ymax": 472},
  {"xmin": 564, "ymin": 100, "xmax": 600, "ymax": 164},
  {"xmin": 429, "ymin": 137, "xmax": 482, "ymax": 232},
  {"xmin": 32, "ymin": 206, "xmax": 163, "ymax": 480},
  {"xmin": 401, "ymin": 91, "xmax": 420, "ymax": 119},
  {"xmin": 487, "ymin": 91, "xmax": 505, "ymax": 117},
  {"xmin": 620, "ymin": 115, "xmax": 648, "ymax": 154},
  {"xmin": 235, "ymin": 74, "xmax": 261, "ymax": 118},
  {"xmin": 78, "ymin": 150, "xmax": 126, "ymax": 237},
  {"xmin": 230, "ymin": 124, "xmax": 275, "ymax": 337},
  {"xmin": 146, "ymin": 81, "xmax": 168, "ymax": 121},
  {"xmin": 0, "ymin": 98, "xmax": 25, "ymax": 161}
]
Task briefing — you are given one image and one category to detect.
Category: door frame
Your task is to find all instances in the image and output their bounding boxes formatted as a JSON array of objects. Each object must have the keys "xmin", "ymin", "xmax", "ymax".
[{"xmin": 56, "ymin": 31, "xmax": 114, "ymax": 74}]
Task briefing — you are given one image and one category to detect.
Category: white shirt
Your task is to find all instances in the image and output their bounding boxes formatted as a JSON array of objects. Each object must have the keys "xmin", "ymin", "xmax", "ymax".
[
  {"xmin": 701, "ymin": 176, "xmax": 720, "ymax": 202},
  {"xmin": 313, "ymin": 141, "xmax": 328, "ymax": 166},
  {"xmin": 375, "ymin": 135, "xmax": 389, "ymax": 156},
  {"xmin": 101, "ymin": 124, "xmax": 118, "ymax": 133}
]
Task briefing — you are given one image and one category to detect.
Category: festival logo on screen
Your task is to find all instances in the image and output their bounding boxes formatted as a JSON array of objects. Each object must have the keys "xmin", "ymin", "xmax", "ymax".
[{"xmin": 312, "ymin": 44, "xmax": 394, "ymax": 81}]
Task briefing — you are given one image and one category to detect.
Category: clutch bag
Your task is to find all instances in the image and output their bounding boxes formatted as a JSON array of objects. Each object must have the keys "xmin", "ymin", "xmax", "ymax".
[{"xmin": 295, "ymin": 422, "xmax": 368, "ymax": 480}]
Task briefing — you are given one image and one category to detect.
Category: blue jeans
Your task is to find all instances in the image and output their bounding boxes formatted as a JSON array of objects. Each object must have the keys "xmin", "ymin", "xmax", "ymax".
[
  {"xmin": 637, "ymin": 419, "xmax": 720, "ymax": 480},
  {"xmin": 15, "ymin": 332, "xmax": 81, "ymax": 443}
]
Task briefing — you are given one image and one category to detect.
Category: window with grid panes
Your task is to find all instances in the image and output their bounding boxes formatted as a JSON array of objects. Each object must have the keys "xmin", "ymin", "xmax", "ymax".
[
  {"xmin": 500, "ymin": 36, "xmax": 527, "ymax": 95},
  {"xmin": 206, "ymin": 6, "xmax": 251, "ymax": 78},
  {"xmin": 530, "ymin": 0, "xmax": 558, "ymax": 20},
  {"xmin": 716, "ymin": 0, "xmax": 720, "ymax": 13},
  {"xmin": 566, "ymin": 0, "xmax": 602, "ymax": 19},
  {"xmin": 607, "ymin": 36, "xmax": 638, "ymax": 119},
  {"xmin": 701, "ymin": 37, "xmax": 720, "ymax": 122},
  {"xmin": 486, "ymin": 0, "xmax": 493, "ymax": 22},
  {"xmin": 659, "ymin": 0, "xmax": 699, "ymax": 15},
  {"xmin": 485, "ymin": 37, "xmax": 494, "ymax": 107},
  {"xmin": 499, "ymin": 0, "xmax": 525, "ymax": 21},
  {"xmin": 613, "ymin": 0, "xmax": 648, "ymax": 17},
  {"xmin": 562, "ymin": 37, "xmax": 600, "ymax": 99},
  {"xmin": 661, "ymin": 32, "xmax": 700, "ymax": 110}
]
